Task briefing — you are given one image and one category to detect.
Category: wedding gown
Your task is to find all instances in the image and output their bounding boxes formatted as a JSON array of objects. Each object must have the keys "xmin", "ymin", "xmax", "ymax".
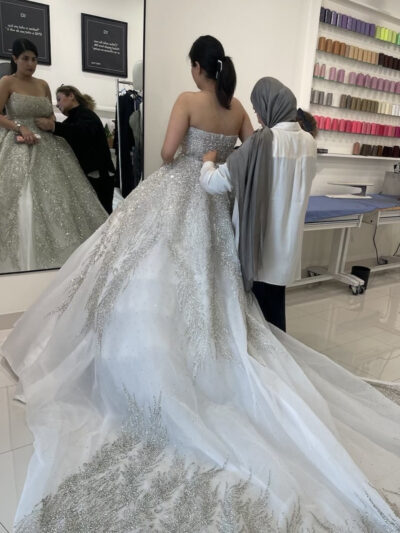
[
  {"xmin": 0, "ymin": 92, "xmax": 107, "ymax": 274},
  {"xmin": 2, "ymin": 127, "xmax": 400, "ymax": 532}
]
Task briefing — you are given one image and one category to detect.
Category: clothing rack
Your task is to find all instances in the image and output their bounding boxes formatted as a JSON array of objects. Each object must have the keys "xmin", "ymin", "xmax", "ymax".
[{"xmin": 115, "ymin": 79, "xmax": 134, "ymax": 190}]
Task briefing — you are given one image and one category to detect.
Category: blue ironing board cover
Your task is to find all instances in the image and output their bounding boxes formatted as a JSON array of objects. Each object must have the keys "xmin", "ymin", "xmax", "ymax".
[{"xmin": 306, "ymin": 194, "xmax": 400, "ymax": 223}]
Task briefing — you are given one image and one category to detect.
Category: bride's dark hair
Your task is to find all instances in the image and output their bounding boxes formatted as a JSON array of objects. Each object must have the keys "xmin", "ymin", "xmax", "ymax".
[
  {"xmin": 10, "ymin": 38, "xmax": 38, "ymax": 74},
  {"xmin": 189, "ymin": 35, "xmax": 236, "ymax": 110}
]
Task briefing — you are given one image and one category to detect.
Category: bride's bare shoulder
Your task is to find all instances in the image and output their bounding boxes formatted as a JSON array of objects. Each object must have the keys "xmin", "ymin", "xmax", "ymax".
[{"xmin": 230, "ymin": 97, "xmax": 246, "ymax": 112}]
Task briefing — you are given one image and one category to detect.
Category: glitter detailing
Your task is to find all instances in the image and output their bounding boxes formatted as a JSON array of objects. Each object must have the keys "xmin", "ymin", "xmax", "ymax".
[
  {"xmin": 16, "ymin": 394, "xmax": 399, "ymax": 533},
  {"xmin": 369, "ymin": 381, "xmax": 400, "ymax": 407},
  {"xmin": 55, "ymin": 128, "xmax": 241, "ymax": 372},
  {"xmin": 0, "ymin": 93, "xmax": 107, "ymax": 273}
]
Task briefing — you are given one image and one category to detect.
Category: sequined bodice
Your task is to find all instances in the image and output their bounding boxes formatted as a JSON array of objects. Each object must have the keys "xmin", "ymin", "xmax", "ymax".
[
  {"xmin": 6, "ymin": 92, "xmax": 53, "ymax": 121},
  {"xmin": 181, "ymin": 127, "xmax": 237, "ymax": 163}
]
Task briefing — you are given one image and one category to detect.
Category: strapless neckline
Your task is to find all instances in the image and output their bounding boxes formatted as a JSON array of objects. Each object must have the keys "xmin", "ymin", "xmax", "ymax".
[
  {"xmin": 10, "ymin": 92, "xmax": 49, "ymax": 100},
  {"xmin": 188, "ymin": 126, "xmax": 238, "ymax": 139}
]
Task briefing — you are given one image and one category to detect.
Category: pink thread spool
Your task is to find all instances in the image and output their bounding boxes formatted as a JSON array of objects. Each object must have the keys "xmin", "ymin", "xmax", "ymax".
[
  {"xmin": 348, "ymin": 72, "xmax": 357, "ymax": 85},
  {"xmin": 356, "ymin": 73, "xmax": 365, "ymax": 86},
  {"xmin": 364, "ymin": 74, "xmax": 371, "ymax": 88},
  {"xmin": 328, "ymin": 67, "xmax": 337, "ymax": 81}
]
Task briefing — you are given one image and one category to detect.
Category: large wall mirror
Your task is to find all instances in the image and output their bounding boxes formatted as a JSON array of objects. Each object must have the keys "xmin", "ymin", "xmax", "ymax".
[{"xmin": 0, "ymin": 0, "xmax": 144, "ymax": 276}]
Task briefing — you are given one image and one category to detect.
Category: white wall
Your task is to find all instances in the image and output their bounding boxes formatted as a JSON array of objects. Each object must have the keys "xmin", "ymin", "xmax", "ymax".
[{"xmin": 0, "ymin": 0, "xmax": 144, "ymax": 115}]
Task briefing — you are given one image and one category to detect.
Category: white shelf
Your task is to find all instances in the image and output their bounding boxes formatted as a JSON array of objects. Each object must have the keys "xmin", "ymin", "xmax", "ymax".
[{"xmin": 318, "ymin": 153, "xmax": 400, "ymax": 160}]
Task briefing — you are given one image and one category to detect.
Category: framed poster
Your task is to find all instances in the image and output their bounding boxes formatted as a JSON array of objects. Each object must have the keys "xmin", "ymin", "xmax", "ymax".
[
  {"xmin": 81, "ymin": 13, "xmax": 127, "ymax": 78},
  {"xmin": 0, "ymin": 0, "xmax": 51, "ymax": 64}
]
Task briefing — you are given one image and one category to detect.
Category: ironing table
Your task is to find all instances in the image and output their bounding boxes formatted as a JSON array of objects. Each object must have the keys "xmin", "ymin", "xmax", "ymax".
[{"xmin": 290, "ymin": 194, "xmax": 400, "ymax": 293}]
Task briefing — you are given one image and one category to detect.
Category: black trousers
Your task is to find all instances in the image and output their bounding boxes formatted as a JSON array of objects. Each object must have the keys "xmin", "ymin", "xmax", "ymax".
[
  {"xmin": 88, "ymin": 176, "xmax": 114, "ymax": 215},
  {"xmin": 252, "ymin": 281, "xmax": 286, "ymax": 332}
]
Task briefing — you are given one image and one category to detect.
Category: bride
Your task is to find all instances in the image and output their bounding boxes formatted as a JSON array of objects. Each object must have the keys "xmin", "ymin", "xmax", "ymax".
[{"xmin": 2, "ymin": 35, "xmax": 400, "ymax": 532}]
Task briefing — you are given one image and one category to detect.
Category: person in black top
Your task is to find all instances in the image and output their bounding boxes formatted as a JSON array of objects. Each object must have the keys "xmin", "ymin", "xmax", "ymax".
[{"xmin": 36, "ymin": 85, "xmax": 115, "ymax": 213}]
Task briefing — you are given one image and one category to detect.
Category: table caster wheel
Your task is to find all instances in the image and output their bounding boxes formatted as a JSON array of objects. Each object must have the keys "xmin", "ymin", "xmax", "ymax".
[{"xmin": 350, "ymin": 285, "xmax": 364, "ymax": 295}]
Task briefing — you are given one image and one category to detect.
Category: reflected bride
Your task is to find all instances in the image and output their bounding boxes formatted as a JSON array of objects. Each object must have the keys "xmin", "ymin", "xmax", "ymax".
[
  {"xmin": 0, "ymin": 38, "xmax": 107, "ymax": 274},
  {"xmin": 2, "ymin": 36, "xmax": 400, "ymax": 532}
]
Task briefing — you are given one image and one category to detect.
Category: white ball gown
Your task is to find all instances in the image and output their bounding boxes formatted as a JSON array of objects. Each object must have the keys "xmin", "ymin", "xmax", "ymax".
[
  {"xmin": 2, "ymin": 127, "xmax": 400, "ymax": 532},
  {"xmin": 0, "ymin": 92, "xmax": 108, "ymax": 273}
]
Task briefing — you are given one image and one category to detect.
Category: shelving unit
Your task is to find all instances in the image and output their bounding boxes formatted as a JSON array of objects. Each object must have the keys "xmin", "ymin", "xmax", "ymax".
[
  {"xmin": 312, "ymin": 102, "xmax": 400, "ymax": 119},
  {"xmin": 312, "ymin": 6, "xmax": 400, "ymax": 157},
  {"xmin": 313, "ymin": 76, "xmax": 399, "ymax": 97},
  {"xmin": 318, "ymin": 152, "xmax": 400, "ymax": 160},
  {"xmin": 316, "ymin": 48, "xmax": 399, "ymax": 73},
  {"xmin": 319, "ymin": 19, "xmax": 400, "ymax": 48}
]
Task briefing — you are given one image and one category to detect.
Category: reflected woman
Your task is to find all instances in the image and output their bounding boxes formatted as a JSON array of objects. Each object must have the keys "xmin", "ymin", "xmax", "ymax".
[
  {"xmin": 0, "ymin": 38, "xmax": 107, "ymax": 273},
  {"xmin": 36, "ymin": 86, "xmax": 115, "ymax": 214}
]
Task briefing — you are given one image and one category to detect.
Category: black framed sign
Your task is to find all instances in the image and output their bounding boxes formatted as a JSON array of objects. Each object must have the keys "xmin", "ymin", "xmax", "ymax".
[
  {"xmin": 81, "ymin": 13, "xmax": 127, "ymax": 78},
  {"xmin": 0, "ymin": 0, "xmax": 51, "ymax": 64}
]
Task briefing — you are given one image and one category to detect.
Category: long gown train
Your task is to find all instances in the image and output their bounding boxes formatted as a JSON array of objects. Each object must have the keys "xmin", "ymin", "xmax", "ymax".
[{"xmin": 2, "ymin": 127, "xmax": 400, "ymax": 532}]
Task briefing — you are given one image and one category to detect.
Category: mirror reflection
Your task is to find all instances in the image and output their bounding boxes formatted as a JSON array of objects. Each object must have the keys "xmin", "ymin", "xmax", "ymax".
[{"xmin": 0, "ymin": 0, "xmax": 144, "ymax": 275}]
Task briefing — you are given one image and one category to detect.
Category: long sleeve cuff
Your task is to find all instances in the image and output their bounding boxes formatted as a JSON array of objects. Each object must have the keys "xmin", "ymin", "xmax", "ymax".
[{"xmin": 199, "ymin": 161, "xmax": 232, "ymax": 194}]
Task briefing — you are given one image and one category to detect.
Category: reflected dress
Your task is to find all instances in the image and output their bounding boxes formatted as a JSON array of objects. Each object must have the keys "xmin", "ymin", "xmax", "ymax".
[{"xmin": 0, "ymin": 92, "xmax": 107, "ymax": 273}]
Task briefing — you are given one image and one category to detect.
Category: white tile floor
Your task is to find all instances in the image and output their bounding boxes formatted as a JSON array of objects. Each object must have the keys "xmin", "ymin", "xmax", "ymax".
[{"xmin": 0, "ymin": 271, "xmax": 400, "ymax": 531}]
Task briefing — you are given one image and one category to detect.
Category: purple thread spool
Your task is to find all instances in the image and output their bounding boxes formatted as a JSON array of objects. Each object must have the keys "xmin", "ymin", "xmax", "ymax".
[
  {"xmin": 356, "ymin": 73, "xmax": 365, "ymax": 86},
  {"xmin": 348, "ymin": 72, "xmax": 357, "ymax": 85},
  {"xmin": 336, "ymin": 69, "xmax": 345, "ymax": 83}
]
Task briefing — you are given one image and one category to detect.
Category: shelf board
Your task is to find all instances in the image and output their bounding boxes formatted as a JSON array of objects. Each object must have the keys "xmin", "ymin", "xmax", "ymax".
[
  {"xmin": 312, "ymin": 76, "xmax": 400, "ymax": 96},
  {"xmin": 319, "ymin": 20, "xmax": 400, "ymax": 49},
  {"xmin": 316, "ymin": 48, "xmax": 400, "ymax": 74},
  {"xmin": 310, "ymin": 101, "xmax": 400, "ymax": 119},
  {"xmin": 318, "ymin": 153, "xmax": 400, "ymax": 160}
]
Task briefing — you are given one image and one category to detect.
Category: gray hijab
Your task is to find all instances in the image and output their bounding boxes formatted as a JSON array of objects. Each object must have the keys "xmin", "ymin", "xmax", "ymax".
[{"xmin": 227, "ymin": 77, "xmax": 297, "ymax": 291}]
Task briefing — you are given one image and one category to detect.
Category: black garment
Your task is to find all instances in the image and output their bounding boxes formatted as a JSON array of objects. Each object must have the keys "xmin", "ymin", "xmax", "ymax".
[
  {"xmin": 53, "ymin": 105, "xmax": 115, "ymax": 213},
  {"xmin": 252, "ymin": 281, "xmax": 286, "ymax": 332},
  {"xmin": 114, "ymin": 90, "xmax": 142, "ymax": 197}
]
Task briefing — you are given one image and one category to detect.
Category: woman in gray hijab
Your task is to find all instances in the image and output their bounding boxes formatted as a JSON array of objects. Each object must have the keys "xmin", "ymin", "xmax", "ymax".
[{"xmin": 200, "ymin": 77, "xmax": 317, "ymax": 331}]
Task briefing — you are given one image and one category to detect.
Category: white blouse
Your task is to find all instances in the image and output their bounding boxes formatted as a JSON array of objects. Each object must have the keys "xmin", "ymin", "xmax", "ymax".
[{"xmin": 200, "ymin": 122, "xmax": 316, "ymax": 285}]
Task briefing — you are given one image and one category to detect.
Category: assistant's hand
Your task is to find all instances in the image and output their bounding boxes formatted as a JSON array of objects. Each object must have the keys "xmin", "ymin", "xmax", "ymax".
[
  {"xmin": 19, "ymin": 125, "xmax": 39, "ymax": 145},
  {"xmin": 35, "ymin": 117, "xmax": 55, "ymax": 132},
  {"xmin": 203, "ymin": 150, "xmax": 217, "ymax": 163}
]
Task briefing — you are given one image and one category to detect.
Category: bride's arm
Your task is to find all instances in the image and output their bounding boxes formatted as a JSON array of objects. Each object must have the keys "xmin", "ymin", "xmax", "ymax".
[
  {"xmin": 0, "ymin": 78, "xmax": 19, "ymax": 132},
  {"xmin": 239, "ymin": 109, "xmax": 254, "ymax": 142},
  {"xmin": 161, "ymin": 93, "xmax": 191, "ymax": 163}
]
